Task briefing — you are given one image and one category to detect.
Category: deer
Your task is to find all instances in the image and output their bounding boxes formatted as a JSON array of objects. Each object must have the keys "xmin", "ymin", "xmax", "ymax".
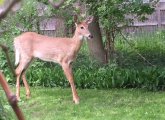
[{"xmin": 14, "ymin": 16, "xmax": 93, "ymax": 104}]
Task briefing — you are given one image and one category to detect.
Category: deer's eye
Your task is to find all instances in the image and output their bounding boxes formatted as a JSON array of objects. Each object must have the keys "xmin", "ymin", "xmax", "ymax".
[{"xmin": 80, "ymin": 26, "xmax": 84, "ymax": 29}]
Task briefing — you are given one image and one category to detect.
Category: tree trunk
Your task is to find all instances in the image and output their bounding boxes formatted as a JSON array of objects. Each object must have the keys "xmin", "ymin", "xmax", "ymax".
[
  {"xmin": 105, "ymin": 29, "xmax": 115, "ymax": 61},
  {"xmin": 87, "ymin": 17, "xmax": 107, "ymax": 64}
]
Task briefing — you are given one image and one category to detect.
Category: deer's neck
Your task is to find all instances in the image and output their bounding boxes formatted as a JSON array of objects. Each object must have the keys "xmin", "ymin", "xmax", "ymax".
[{"xmin": 71, "ymin": 31, "xmax": 83, "ymax": 53}]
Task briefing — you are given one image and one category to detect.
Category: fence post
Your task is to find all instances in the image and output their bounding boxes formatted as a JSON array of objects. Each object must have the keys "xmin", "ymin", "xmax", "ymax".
[{"xmin": 157, "ymin": 3, "xmax": 161, "ymax": 28}]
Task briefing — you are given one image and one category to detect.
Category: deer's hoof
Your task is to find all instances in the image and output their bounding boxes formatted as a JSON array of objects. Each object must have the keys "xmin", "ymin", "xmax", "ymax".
[
  {"xmin": 26, "ymin": 94, "xmax": 31, "ymax": 99},
  {"xmin": 73, "ymin": 97, "xmax": 80, "ymax": 104},
  {"xmin": 16, "ymin": 97, "xmax": 21, "ymax": 102}
]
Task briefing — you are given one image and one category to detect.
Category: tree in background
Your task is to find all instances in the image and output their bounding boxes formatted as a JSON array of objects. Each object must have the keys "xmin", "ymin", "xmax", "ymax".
[{"xmin": 81, "ymin": 0, "xmax": 157, "ymax": 63}]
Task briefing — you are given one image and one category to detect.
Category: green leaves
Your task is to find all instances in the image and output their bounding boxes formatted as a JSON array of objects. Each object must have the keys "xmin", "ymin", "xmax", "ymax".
[
  {"xmin": 0, "ymin": 94, "xmax": 11, "ymax": 120},
  {"xmin": 20, "ymin": 60, "xmax": 165, "ymax": 91},
  {"xmin": 1, "ymin": 31, "xmax": 165, "ymax": 91},
  {"xmin": 82, "ymin": 0, "xmax": 155, "ymax": 30},
  {"xmin": 0, "ymin": 0, "xmax": 4, "ymax": 5}
]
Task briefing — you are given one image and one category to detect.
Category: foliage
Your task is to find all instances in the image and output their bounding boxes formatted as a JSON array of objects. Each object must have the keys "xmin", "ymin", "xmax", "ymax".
[
  {"xmin": 0, "ymin": 0, "xmax": 38, "ymax": 33},
  {"xmin": 24, "ymin": 64, "xmax": 165, "ymax": 91},
  {"xmin": 1, "ymin": 31, "xmax": 165, "ymax": 91},
  {"xmin": 0, "ymin": 92, "xmax": 11, "ymax": 120},
  {"xmin": 0, "ymin": 0, "xmax": 38, "ymax": 80},
  {"xmin": 81, "ymin": 0, "xmax": 157, "ymax": 60},
  {"xmin": 0, "ymin": 0, "xmax": 165, "ymax": 92},
  {"xmin": 0, "ymin": 0, "xmax": 4, "ymax": 5},
  {"xmin": 0, "ymin": 1, "xmax": 163, "ymax": 119},
  {"xmin": 36, "ymin": 0, "xmax": 157, "ymax": 61},
  {"xmin": 24, "ymin": 32, "xmax": 165, "ymax": 91},
  {"xmin": 0, "ymin": 0, "xmax": 38, "ymax": 70},
  {"xmin": 82, "ymin": 0, "xmax": 156, "ymax": 30},
  {"xmin": 0, "ymin": 99, "xmax": 5, "ymax": 120}
]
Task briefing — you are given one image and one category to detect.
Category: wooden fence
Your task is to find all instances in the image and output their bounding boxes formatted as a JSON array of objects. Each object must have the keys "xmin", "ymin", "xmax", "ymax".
[
  {"xmin": 125, "ymin": 1, "xmax": 165, "ymax": 34},
  {"xmin": 40, "ymin": 1, "xmax": 165, "ymax": 36}
]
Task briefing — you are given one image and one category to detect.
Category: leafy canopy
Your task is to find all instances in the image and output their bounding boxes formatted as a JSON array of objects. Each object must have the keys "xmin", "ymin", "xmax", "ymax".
[{"xmin": 81, "ymin": 0, "xmax": 156, "ymax": 30}]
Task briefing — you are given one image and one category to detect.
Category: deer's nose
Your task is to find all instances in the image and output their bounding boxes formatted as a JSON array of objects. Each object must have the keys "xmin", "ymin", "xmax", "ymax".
[{"xmin": 88, "ymin": 35, "xmax": 93, "ymax": 39}]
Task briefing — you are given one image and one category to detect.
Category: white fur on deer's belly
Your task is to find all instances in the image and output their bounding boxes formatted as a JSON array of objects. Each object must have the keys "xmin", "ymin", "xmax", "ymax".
[{"xmin": 33, "ymin": 51, "xmax": 61, "ymax": 63}]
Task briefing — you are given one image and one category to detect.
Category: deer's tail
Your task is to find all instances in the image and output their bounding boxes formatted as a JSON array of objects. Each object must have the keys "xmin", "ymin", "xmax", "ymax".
[{"xmin": 14, "ymin": 39, "xmax": 20, "ymax": 66}]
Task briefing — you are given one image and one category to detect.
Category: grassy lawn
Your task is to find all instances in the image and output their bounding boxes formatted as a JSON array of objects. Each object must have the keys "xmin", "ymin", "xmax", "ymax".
[{"xmin": 2, "ymin": 87, "xmax": 165, "ymax": 120}]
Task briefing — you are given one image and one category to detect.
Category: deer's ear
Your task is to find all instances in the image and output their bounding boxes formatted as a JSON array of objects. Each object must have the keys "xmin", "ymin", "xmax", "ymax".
[
  {"xmin": 85, "ymin": 16, "xmax": 94, "ymax": 24},
  {"xmin": 75, "ymin": 23, "xmax": 78, "ymax": 27}
]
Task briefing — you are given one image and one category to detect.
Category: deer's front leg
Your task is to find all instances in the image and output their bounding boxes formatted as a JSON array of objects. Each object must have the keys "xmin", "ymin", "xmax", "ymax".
[{"xmin": 62, "ymin": 63, "xmax": 79, "ymax": 104}]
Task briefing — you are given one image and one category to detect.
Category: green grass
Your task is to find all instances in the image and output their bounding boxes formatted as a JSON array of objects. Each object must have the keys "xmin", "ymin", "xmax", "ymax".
[{"xmin": 2, "ymin": 87, "xmax": 165, "ymax": 120}]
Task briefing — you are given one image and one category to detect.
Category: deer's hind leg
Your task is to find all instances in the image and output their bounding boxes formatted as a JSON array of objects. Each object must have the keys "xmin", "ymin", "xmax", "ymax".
[
  {"xmin": 21, "ymin": 61, "xmax": 32, "ymax": 99},
  {"xmin": 15, "ymin": 56, "xmax": 32, "ymax": 101}
]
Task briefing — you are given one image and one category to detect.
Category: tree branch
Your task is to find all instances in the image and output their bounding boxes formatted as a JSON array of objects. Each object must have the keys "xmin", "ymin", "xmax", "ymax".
[
  {"xmin": 0, "ymin": 72, "xmax": 25, "ymax": 120},
  {"xmin": 0, "ymin": 0, "xmax": 24, "ymax": 120},
  {"xmin": 0, "ymin": 0, "xmax": 21, "ymax": 19},
  {"xmin": 48, "ymin": 0, "xmax": 65, "ymax": 9},
  {"xmin": 0, "ymin": 44, "xmax": 16, "ymax": 77}
]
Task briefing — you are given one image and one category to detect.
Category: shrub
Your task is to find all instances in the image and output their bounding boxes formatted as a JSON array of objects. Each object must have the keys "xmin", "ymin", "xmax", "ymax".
[{"xmin": 1, "ymin": 26, "xmax": 165, "ymax": 91}]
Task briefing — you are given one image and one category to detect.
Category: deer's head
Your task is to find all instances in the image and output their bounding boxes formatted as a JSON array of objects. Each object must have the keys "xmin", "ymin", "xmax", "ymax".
[{"xmin": 75, "ymin": 16, "xmax": 93, "ymax": 40}]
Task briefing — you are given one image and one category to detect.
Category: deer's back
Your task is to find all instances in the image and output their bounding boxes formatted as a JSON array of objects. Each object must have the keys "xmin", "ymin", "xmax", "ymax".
[{"xmin": 14, "ymin": 32, "xmax": 76, "ymax": 63}]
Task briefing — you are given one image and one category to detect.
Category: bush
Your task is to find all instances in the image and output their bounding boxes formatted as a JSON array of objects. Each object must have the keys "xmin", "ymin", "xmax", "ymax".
[
  {"xmin": 7, "ymin": 59, "xmax": 163, "ymax": 91},
  {"xmin": 1, "ymin": 20, "xmax": 165, "ymax": 91}
]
